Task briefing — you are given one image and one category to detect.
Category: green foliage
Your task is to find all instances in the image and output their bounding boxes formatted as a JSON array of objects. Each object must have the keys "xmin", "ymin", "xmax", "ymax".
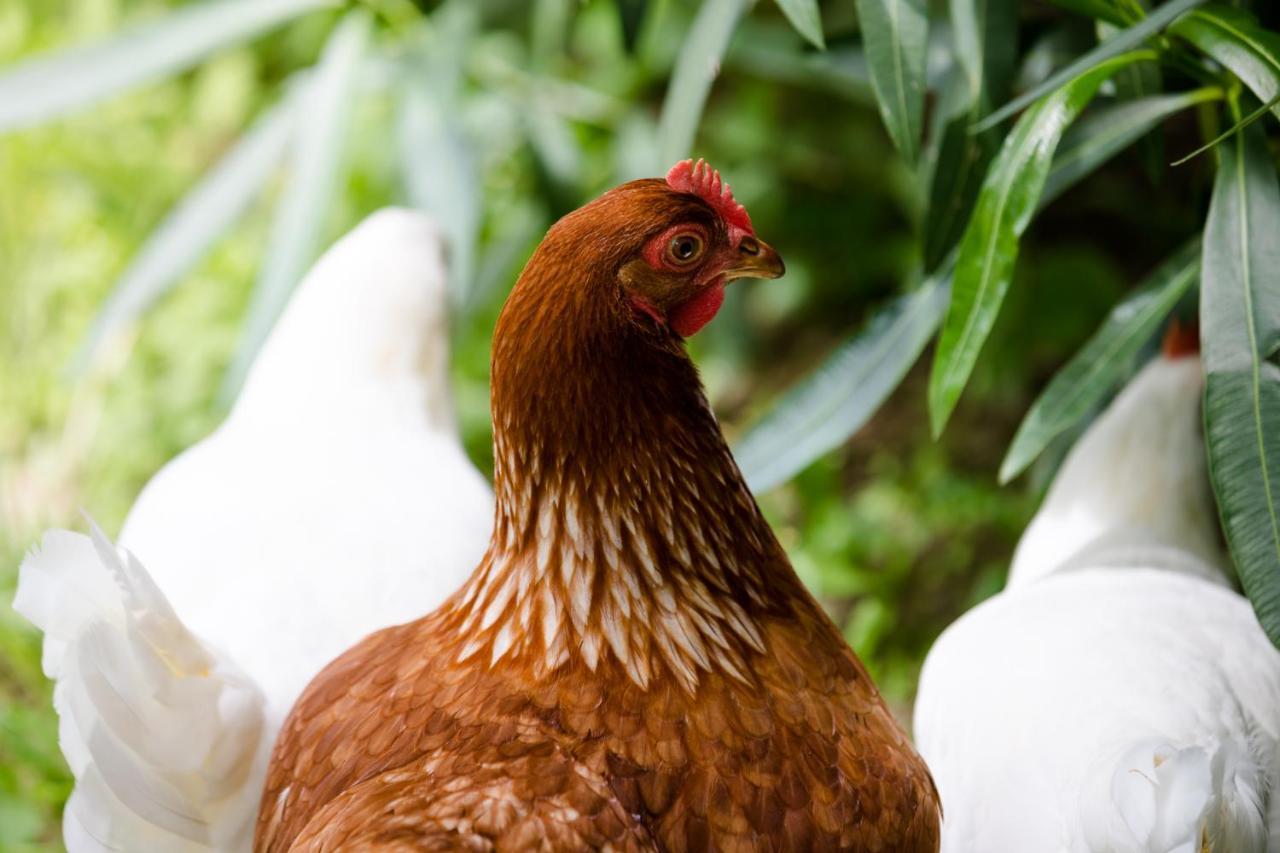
[
  {"xmin": 928, "ymin": 52, "xmax": 1149, "ymax": 436},
  {"xmin": 1201, "ymin": 119, "xmax": 1280, "ymax": 647},
  {"xmin": 223, "ymin": 9, "xmax": 370, "ymax": 397},
  {"xmin": 1172, "ymin": 5, "xmax": 1280, "ymax": 120},
  {"xmin": 854, "ymin": 0, "xmax": 928, "ymax": 161},
  {"xmin": 736, "ymin": 267, "xmax": 950, "ymax": 493},
  {"xmin": 1000, "ymin": 240, "xmax": 1199, "ymax": 482}
]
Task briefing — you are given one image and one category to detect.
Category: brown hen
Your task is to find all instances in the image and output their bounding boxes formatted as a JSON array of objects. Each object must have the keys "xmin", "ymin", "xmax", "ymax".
[{"xmin": 256, "ymin": 161, "xmax": 940, "ymax": 852}]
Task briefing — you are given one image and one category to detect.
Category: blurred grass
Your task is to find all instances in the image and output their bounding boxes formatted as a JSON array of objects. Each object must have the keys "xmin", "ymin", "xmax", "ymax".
[{"xmin": 0, "ymin": 0, "xmax": 1200, "ymax": 845}]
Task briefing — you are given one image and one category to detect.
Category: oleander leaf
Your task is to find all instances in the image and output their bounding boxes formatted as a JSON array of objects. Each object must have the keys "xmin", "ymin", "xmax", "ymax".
[
  {"xmin": 736, "ymin": 269, "xmax": 952, "ymax": 493},
  {"xmin": 855, "ymin": 0, "xmax": 929, "ymax": 162},
  {"xmin": 775, "ymin": 0, "xmax": 825, "ymax": 49},
  {"xmin": 0, "ymin": 0, "xmax": 333, "ymax": 132},
  {"xmin": 658, "ymin": 0, "xmax": 752, "ymax": 167},
  {"xmin": 1000, "ymin": 240, "xmax": 1199, "ymax": 482},
  {"xmin": 929, "ymin": 51, "xmax": 1150, "ymax": 436},
  {"xmin": 974, "ymin": 0, "xmax": 1207, "ymax": 132},
  {"xmin": 74, "ymin": 94, "xmax": 297, "ymax": 371},
  {"xmin": 1171, "ymin": 5, "xmax": 1280, "ymax": 122},
  {"xmin": 1200, "ymin": 120, "xmax": 1280, "ymax": 648},
  {"xmin": 221, "ymin": 11, "xmax": 370, "ymax": 399}
]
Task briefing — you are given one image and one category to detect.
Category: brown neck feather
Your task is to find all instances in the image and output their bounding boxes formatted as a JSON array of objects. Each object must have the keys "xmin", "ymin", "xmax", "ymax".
[{"xmin": 440, "ymin": 207, "xmax": 806, "ymax": 693}]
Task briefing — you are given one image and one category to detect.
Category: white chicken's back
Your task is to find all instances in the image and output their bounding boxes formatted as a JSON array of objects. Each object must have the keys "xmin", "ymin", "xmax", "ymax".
[
  {"xmin": 916, "ymin": 568, "xmax": 1280, "ymax": 852},
  {"xmin": 16, "ymin": 209, "xmax": 494, "ymax": 852},
  {"xmin": 915, "ymin": 349, "xmax": 1280, "ymax": 853},
  {"xmin": 119, "ymin": 208, "xmax": 493, "ymax": 723}
]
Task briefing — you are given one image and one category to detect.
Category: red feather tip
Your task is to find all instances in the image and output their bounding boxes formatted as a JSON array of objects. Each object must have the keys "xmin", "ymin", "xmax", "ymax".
[
  {"xmin": 666, "ymin": 159, "xmax": 754, "ymax": 236},
  {"xmin": 1161, "ymin": 318, "xmax": 1200, "ymax": 359}
]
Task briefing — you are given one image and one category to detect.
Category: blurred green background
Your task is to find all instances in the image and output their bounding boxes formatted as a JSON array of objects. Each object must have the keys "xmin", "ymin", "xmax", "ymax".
[{"xmin": 0, "ymin": 0, "xmax": 1253, "ymax": 847}]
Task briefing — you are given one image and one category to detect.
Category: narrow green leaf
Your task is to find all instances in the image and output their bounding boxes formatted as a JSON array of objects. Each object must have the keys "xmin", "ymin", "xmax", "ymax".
[
  {"xmin": 1171, "ymin": 6, "xmax": 1280, "ymax": 121},
  {"xmin": 925, "ymin": 0, "xmax": 1016, "ymax": 270},
  {"xmin": 532, "ymin": 0, "xmax": 574, "ymax": 67},
  {"xmin": 1108, "ymin": 32, "xmax": 1165, "ymax": 179},
  {"xmin": 950, "ymin": 0, "xmax": 1018, "ymax": 105},
  {"xmin": 973, "ymin": 0, "xmax": 1207, "ymax": 132},
  {"xmin": 73, "ymin": 94, "xmax": 297, "ymax": 371},
  {"xmin": 929, "ymin": 51, "xmax": 1150, "ymax": 436},
  {"xmin": 775, "ymin": 0, "xmax": 825, "ymax": 49},
  {"xmin": 658, "ymin": 0, "xmax": 751, "ymax": 168},
  {"xmin": 617, "ymin": 0, "xmax": 648, "ymax": 54},
  {"xmin": 1042, "ymin": 86, "xmax": 1222, "ymax": 203},
  {"xmin": 1201, "ymin": 120, "xmax": 1280, "ymax": 648},
  {"xmin": 1000, "ymin": 241, "xmax": 1199, "ymax": 482},
  {"xmin": 735, "ymin": 271, "xmax": 952, "ymax": 493},
  {"xmin": 221, "ymin": 11, "xmax": 369, "ymax": 399},
  {"xmin": 0, "ymin": 0, "xmax": 333, "ymax": 133},
  {"xmin": 1171, "ymin": 91, "xmax": 1280, "ymax": 167},
  {"xmin": 399, "ymin": 90, "xmax": 480, "ymax": 303},
  {"xmin": 924, "ymin": 96, "xmax": 999, "ymax": 272},
  {"xmin": 726, "ymin": 19, "xmax": 872, "ymax": 101},
  {"xmin": 855, "ymin": 0, "xmax": 929, "ymax": 161}
]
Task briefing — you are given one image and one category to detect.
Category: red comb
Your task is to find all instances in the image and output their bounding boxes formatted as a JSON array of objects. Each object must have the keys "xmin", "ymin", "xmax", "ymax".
[
  {"xmin": 1161, "ymin": 318, "xmax": 1200, "ymax": 359},
  {"xmin": 666, "ymin": 159, "xmax": 754, "ymax": 236}
]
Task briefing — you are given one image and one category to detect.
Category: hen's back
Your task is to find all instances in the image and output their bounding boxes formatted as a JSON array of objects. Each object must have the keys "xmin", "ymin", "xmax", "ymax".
[{"xmin": 915, "ymin": 568, "xmax": 1280, "ymax": 852}]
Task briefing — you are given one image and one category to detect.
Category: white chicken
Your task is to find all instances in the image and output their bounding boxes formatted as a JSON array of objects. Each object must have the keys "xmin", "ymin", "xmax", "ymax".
[
  {"xmin": 14, "ymin": 209, "xmax": 494, "ymax": 852},
  {"xmin": 914, "ymin": 332, "xmax": 1280, "ymax": 852}
]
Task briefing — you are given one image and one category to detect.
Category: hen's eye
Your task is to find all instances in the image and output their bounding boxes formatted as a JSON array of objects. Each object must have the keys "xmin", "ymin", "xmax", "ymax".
[{"xmin": 666, "ymin": 234, "xmax": 704, "ymax": 265}]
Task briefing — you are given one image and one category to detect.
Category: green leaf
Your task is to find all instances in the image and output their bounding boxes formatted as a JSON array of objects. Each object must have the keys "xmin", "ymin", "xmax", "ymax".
[
  {"xmin": 949, "ymin": 0, "xmax": 1018, "ymax": 106},
  {"xmin": 726, "ymin": 19, "xmax": 872, "ymax": 101},
  {"xmin": 1107, "ymin": 30, "xmax": 1165, "ymax": 179},
  {"xmin": 74, "ymin": 92, "xmax": 296, "ymax": 371},
  {"xmin": 1201, "ymin": 120, "xmax": 1280, "ymax": 648},
  {"xmin": 1042, "ymin": 86, "xmax": 1222, "ymax": 204},
  {"xmin": 999, "ymin": 240, "xmax": 1199, "ymax": 482},
  {"xmin": 928, "ymin": 51, "xmax": 1150, "ymax": 436},
  {"xmin": 617, "ymin": 0, "xmax": 648, "ymax": 54},
  {"xmin": 735, "ymin": 270, "xmax": 951, "ymax": 493},
  {"xmin": 397, "ymin": 3, "xmax": 481, "ymax": 304},
  {"xmin": 974, "ymin": 0, "xmax": 1207, "ymax": 132},
  {"xmin": 221, "ymin": 11, "xmax": 370, "ymax": 399},
  {"xmin": 775, "ymin": 0, "xmax": 825, "ymax": 49},
  {"xmin": 855, "ymin": 0, "xmax": 928, "ymax": 162},
  {"xmin": 924, "ymin": 94, "xmax": 999, "ymax": 272},
  {"xmin": 925, "ymin": 0, "xmax": 1016, "ymax": 270},
  {"xmin": 398, "ymin": 91, "xmax": 480, "ymax": 303},
  {"xmin": 1171, "ymin": 5, "xmax": 1280, "ymax": 122},
  {"xmin": 658, "ymin": 0, "xmax": 752, "ymax": 168},
  {"xmin": 0, "ymin": 0, "xmax": 333, "ymax": 133},
  {"xmin": 1171, "ymin": 91, "xmax": 1280, "ymax": 167}
]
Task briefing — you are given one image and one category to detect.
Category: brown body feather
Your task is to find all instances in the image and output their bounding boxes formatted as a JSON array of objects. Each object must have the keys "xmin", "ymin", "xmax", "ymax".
[{"xmin": 256, "ymin": 178, "xmax": 940, "ymax": 852}]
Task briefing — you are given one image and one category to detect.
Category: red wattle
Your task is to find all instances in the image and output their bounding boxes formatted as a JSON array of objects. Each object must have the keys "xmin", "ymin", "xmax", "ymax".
[{"xmin": 671, "ymin": 279, "xmax": 725, "ymax": 337}]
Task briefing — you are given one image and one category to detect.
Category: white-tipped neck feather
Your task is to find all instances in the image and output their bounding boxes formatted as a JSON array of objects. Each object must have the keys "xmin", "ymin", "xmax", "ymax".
[
  {"xmin": 1007, "ymin": 353, "xmax": 1230, "ymax": 589},
  {"xmin": 231, "ymin": 208, "xmax": 457, "ymax": 433}
]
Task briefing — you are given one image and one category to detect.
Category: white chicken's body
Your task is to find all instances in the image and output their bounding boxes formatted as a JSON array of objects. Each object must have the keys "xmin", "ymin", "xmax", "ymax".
[
  {"xmin": 15, "ymin": 209, "xmax": 493, "ymax": 851},
  {"xmin": 915, "ymin": 352, "xmax": 1280, "ymax": 853}
]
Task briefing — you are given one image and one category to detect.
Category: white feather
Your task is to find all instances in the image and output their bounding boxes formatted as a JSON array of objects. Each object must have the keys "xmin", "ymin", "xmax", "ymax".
[
  {"xmin": 14, "ymin": 209, "xmax": 494, "ymax": 851},
  {"xmin": 15, "ymin": 525, "xmax": 267, "ymax": 852},
  {"xmin": 915, "ymin": 354, "xmax": 1280, "ymax": 852}
]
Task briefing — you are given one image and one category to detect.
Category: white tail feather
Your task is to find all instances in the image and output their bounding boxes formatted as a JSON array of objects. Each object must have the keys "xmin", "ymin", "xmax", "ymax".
[
  {"xmin": 1080, "ymin": 739, "xmax": 1268, "ymax": 853},
  {"xmin": 13, "ymin": 523, "xmax": 268, "ymax": 852}
]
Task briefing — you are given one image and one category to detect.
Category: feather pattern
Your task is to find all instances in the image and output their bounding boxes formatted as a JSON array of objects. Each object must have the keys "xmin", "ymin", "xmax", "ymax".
[
  {"xmin": 257, "ymin": 176, "xmax": 940, "ymax": 851},
  {"xmin": 15, "ymin": 524, "xmax": 268, "ymax": 852}
]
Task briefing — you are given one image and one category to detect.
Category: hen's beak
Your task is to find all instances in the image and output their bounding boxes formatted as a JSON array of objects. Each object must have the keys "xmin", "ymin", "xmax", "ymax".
[{"xmin": 723, "ymin": 236, "xmax": 785, "ymax": 281}]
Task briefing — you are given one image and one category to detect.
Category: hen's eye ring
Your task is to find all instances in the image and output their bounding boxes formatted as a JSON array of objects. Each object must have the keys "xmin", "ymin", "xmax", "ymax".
[{"xmin": 666, "ymin": 234, "xmax": 704, "ymax": 265}]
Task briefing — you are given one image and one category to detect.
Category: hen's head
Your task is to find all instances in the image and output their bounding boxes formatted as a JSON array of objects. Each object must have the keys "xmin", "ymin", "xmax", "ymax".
[{"xmin": 530, "ymin": 159, "xmax": 784, "ymax": 338}]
